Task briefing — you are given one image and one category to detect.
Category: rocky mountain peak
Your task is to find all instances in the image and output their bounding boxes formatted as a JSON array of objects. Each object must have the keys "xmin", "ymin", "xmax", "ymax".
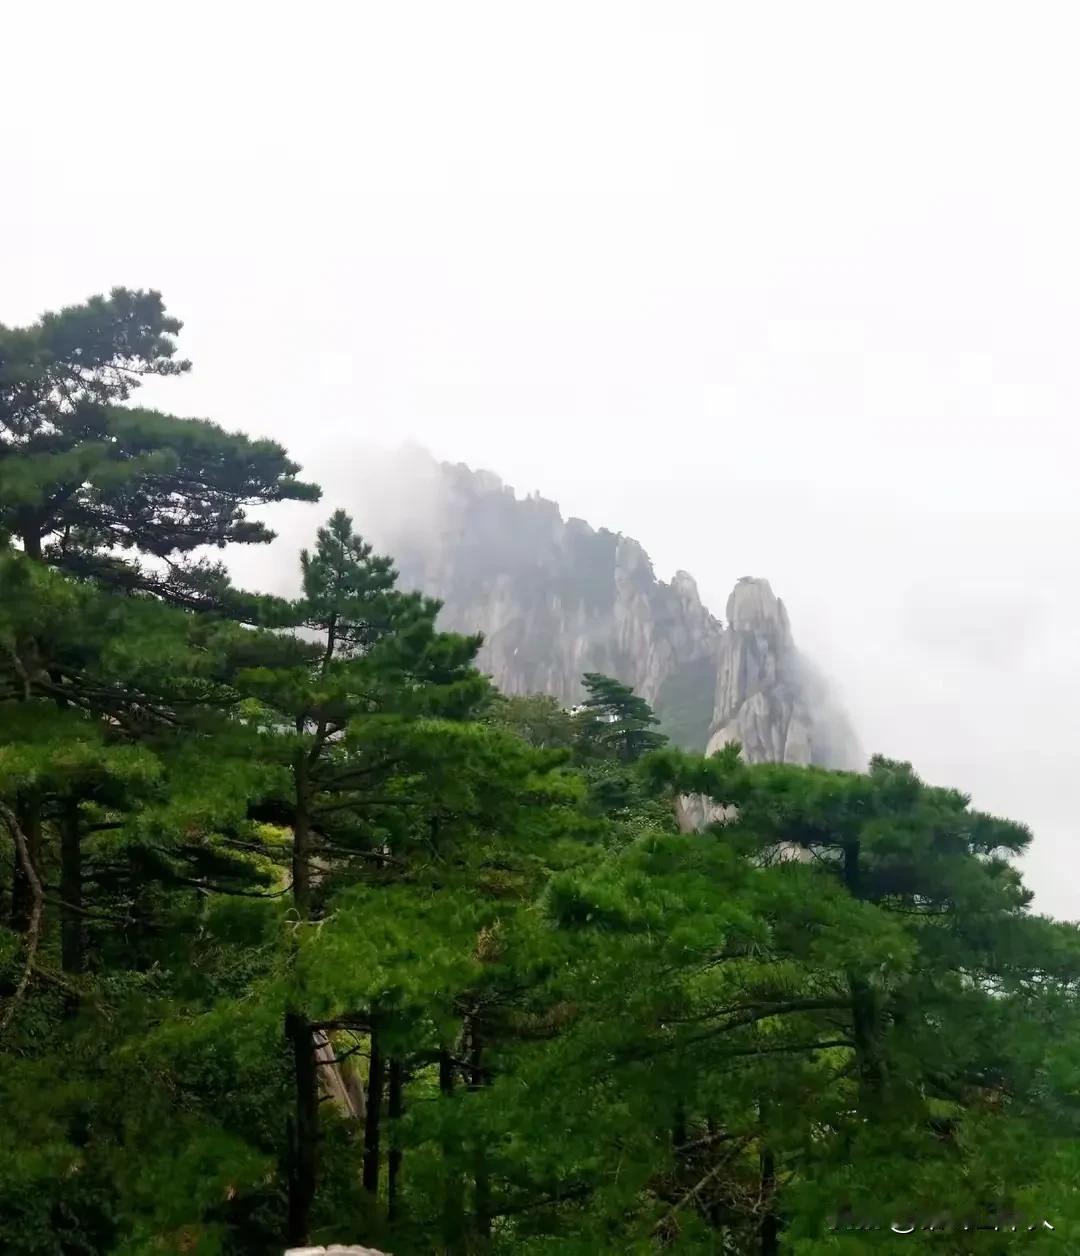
[
  {"xmin": 347, "ymin": 449, "xmax": 859, "ymax": 771},
  {"xmin": 671, "ymin": 569, "xmax": 703, "ymax": 603},
  {"xmin": 726, "ymin": 577, "xmax": 791, "ymax": 637}
]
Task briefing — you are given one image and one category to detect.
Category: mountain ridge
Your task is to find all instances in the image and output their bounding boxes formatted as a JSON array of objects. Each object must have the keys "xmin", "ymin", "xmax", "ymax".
[{"xmin": 345, "ymin": 447, "xmax": 861, "ymax": 775}]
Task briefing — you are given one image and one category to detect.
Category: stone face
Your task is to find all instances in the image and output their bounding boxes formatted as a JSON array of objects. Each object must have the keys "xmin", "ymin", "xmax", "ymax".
[
  {"xmin": 350, "ymin": 450, "xmax": 860, "ymax": 772},
  {"xmin": 704, "ymin": 576, "xmax": 860, "ymax": 770}
]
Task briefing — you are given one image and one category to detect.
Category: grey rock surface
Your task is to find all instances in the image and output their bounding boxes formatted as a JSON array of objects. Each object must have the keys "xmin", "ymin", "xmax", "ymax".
[
  {"xmin": 705, "ymin": 576, "xmax": 861, "ymax": 767},
  {"xmin": 350, "ymin": 450, "xmax": 861, "ymax": 778},
  {"xmin": 285, "ymin": 1247, "xmax": 389, "ymax": 1255}
]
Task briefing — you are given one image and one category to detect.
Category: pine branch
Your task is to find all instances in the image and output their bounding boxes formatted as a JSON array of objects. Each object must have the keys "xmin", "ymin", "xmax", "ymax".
[
  {"xmin": 41, "ymin": 893, "xmax": 145, "ymax": 925},
  {"xmin": 488, "ymin": 1181, "xmax": 594, "ymax": 1219},
  {"xmin": 653, "ymin": 1135, "xmax": 754, "ymax": 1236},
  {"xmin": 718, "ymin": 1038, "xmax": 852, "ymax": 1061},
  {"xmin": 159, "ymin": 868, "xmax": 294, "ymax": 898},
  {"xmin": 1, "ymin": 641, "xmax": 33, "ymax": 701},
  {"xmin": 0, "ymin": 801, "xmax": 45, "ymax": 1036},
  {"xmin": 312, "ymin": 796, "xmax": 418, "ymax": 817},
  {"xmin": 310, "ymin": 839, "xmax": 405, "ymax": 867},
  {"xmin": 673, "ymin": 1130, "xmax": 741, "ymax": 1156},
  {"xmin": 221, "ymin": 836, "xmax": 291, "ymax": 859},
  {"xmin": 30, "ymin": 964, "xmax": 111, "ymax": 1019},
  {"xmin": 617, "ymin": 1000, "xmax": 852, "ymax": 1065},
  {"xmin": 315, "ymin": 1040, "xmax": 369, "ymax": 1066},
  {"xmin": 315, "ymin": 757, "xmax": 405, "ymax": 790}
]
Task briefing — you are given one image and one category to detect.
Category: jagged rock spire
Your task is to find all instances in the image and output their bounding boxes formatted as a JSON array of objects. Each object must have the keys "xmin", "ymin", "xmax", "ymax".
[
  {"xmin": 705, "ymin": 576, "xmax": 860, "ymax": 768},
  {"xmin": 346, "ymin": 449, "xmax": 860, "ymax": 769}
]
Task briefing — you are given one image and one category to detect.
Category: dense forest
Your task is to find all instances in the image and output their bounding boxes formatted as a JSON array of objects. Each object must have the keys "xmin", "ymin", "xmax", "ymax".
[{"xmin": 3, "ymin": 291, "xmax": 1080, "ymax": 1255}]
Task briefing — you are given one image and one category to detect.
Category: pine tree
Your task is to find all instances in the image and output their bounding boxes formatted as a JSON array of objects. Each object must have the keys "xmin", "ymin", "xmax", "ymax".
[
  {"xmin": 577, "ymin": 672, "xmax": 668, "ymax": 764},
  {"xmin": 485, "ymin": 692, "xmax": 579, "ymax": 752},
  {"xmin": 0, "ymin": 291, "xmax": 321, "ymax": 1253},
  {"xmin": 504, "ymin": 744, "xmax": 1080, "ymax": 1250},
  {"xmin": 0, "ymin": 288, "xmax": 319, "ymax": 607},
  {"xmin": 230, "ymin": 509, "xmax": 490, "ymax": 921},
  {"xmin": 225, "ymin": 508, "xmax": 563, "ymax": 1244},
  {"xmin": 5, "ymin": 287, "xmax": 1080, "ymax": 1256}
]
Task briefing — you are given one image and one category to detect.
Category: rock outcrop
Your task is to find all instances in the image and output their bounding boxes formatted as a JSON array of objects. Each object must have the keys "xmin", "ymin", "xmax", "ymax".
[
  {"xmin": 285, "ymin": 1247, "xmax": 389, "ymax": 1255},
  {"xmin": 349, "ymin": 448, "xmax": 860, "ymax": 771},
  {"xmin": 705, "ymin": 577, "xmax": 859, "ymax": 767}
]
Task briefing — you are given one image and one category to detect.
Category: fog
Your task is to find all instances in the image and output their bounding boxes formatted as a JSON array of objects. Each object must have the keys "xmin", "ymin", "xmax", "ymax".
[{"xmin": 5, "ymin": 2, "xmax": 1080, "ymax": 916}]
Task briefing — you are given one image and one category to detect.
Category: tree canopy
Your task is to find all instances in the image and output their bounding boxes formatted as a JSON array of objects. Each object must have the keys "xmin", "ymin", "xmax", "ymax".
[
  {"xmin": 2, "ymin": 290, "xmax": 1078, "ymax": 1255},
  {"xmin": 0, "ymin": 288, "xmax": 319, "ymax": 608}
]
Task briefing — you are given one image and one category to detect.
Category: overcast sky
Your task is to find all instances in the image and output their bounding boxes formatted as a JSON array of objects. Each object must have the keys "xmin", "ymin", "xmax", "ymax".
[{"xmin": 5, "ymin": 2, "xmax": 1080, "ymax": 915}]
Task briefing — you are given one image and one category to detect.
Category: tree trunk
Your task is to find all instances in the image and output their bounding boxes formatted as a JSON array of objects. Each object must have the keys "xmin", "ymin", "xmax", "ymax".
[
  {"xmin": 756, "ymin": 1095, "xmax": 779, "ymax": 1255},
  {"xmin": 313, "ymin": 1028, "xmax": 365, "ymax": 1120},
  {"xmin": 849, "ymin": 973, "xmax": 885, "ymax": 1109},
  {"xmin": 60, "ymin": 798, "xmax": 83, "ymax": 974},
  {"xmin": 286, "ymin": 1010, "xmax": 319, "ymax": 1246},
  {"xmin": 469, "ymin": 1031, "xmax": 491, "ymax": 1243},
  {"xmin": 842, "ymin": 840, "xmax": 886, "ymax": 1110},
  {"xmin": 20, "ymin": 526, "xmax": 42, "ymax": 561},
  {"xmin": 440, "ymin": 1046, "xmax": 455, "ymax": 1095},
  {"xmin": 759, "ymin": 1142, "xmax": 779, "ymax": 1256},
  {"xmin": 0, "ymin": 801, "xmax": 45, "ymax": 1033},
  {"xmin": 10, "ymin": 793, "xmax": 42, "ymax": 933},
  {"xmin": 292, "ymin": 752, "xmax": 312, "ymax": 920},
  {"xmin": 673, "ymin": 1102, "xmax": 687, "ymax": 1155},
  {"xmin": 387, "ymin": 1056, "xmax": 404, "ymax": 1221},
  {"xmin": 841, "ymin": 839, "xmax": 862, "ymax": 899},
  {"xmin": 362, "ymin": 1023, "xmax": 386, "ymax": 1196},
  {"xmin": 440, "ymin": 1046, "xmax": 465, "ymax": 1250}
]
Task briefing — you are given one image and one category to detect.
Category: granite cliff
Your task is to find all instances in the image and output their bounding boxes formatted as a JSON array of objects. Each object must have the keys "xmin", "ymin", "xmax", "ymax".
[
  {"xmin": 706, "ymin": 577, "xmax": 859, "ymax": 767},
  {"xmin": 348, "ymin": 448, "xmax": 861, "ymax": 770}
]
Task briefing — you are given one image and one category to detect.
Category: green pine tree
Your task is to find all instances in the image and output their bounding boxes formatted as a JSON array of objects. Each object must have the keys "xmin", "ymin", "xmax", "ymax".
[
  {"xmin": 0, "ymin": 288, "xmax": 319, "ymax": 608},
  {"xmin": 577, "ymin": 672, "xmax": 668, "ymax": 764}
]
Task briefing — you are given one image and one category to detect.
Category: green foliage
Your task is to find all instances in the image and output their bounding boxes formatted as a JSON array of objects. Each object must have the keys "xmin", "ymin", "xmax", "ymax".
[
  {"xmin": 654, "ymin": 654, "xmax": 717, "ymax": 750},
  {"xmin": 3, "ymin": 287, "xmax": 1079, "ymax": 1256},
  {"xmin": 485, "ymin": 692, "xmax": 579, "ymax": 752},
  {"xmin": 577, "ymin": 672, "xmax": 668, "ymax": 764},
  {"xmin": 0, "ymin": 288, "xmax": 319, "ymax": 606}
]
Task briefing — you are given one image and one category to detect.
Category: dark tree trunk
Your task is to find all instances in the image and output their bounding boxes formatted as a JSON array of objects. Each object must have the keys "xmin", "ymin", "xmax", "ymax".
[
  {"xmin": 469, "ymin": 1031, "xmax": 491, "ymax": 1243},
  {"xmin": 286, "ymin": 1011, "xmax": 319, "ymax": 1246},
  {"xmin": 849, "ymin": 973, "xmax": 885, "ymax": 1108},
  {"xmin": 842, "ymin": 840, "xmax": 862, "ymax": 899},
  {"xmin": 842, "ymin": 840, "xmax": 885, "ymax": 1109},
  {"xmin": 387, "ymin": 1056, "xmax": 404, "ymax": 1221},
  {"xmin": 20, "ymin": 526, "xmax": 42, "ymax": 561},
  {"xmin": 10, "ymin": 793, "xmax": 42, "ymax": 933},
  {"xmin": 757, "ymin": 1095, "xmax": 779, "ymax": 1256},
  {"xmin": 759, "ymin": 1142, "xmax": 779, "ymax": 1256},
  {"xmin": 60, "ymin": 798, "xmax": 83, "ymax": 974},
  {"xmin": 362, "ymin": 1024, "xmax": 386, "ymax": 1196},
  {"xmin": 673, "ymin": 1102, "xmax": 687, "ymax": 1155},
  {"xmin": 292, "ymin": 752, "xmax": 313, "ymax": 920},
  {"xmin": 440, "ymin": 1046, "xmax": 465, "ymax": 1250}
]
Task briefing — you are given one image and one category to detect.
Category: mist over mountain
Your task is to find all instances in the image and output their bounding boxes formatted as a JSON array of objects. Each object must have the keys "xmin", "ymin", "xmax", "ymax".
[
  {"xmin": 10, "ymin": 7, "xmax": 1080, "ymax": 1244},
  {"xmin": 322, "ymin": 446, "xmax": 862, "ymax": 771}
]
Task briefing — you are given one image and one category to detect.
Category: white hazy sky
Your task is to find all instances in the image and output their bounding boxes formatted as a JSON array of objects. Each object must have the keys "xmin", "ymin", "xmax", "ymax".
[{"xmin": 5, "ymin": 2, "xmax": 1080, "ymax": 915}]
